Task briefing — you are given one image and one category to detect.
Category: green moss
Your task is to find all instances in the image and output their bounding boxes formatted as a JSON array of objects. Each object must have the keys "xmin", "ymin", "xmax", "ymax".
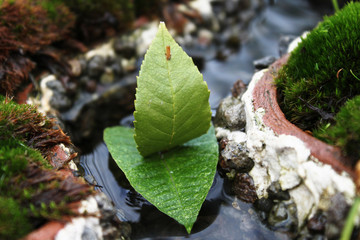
[
  {"xmin": 275, "ymin": 2, "xmax": 360, "ymax": 130},
  {"xmin": 314, "ymin": 96, "xmax": 360, "ymax": 162},
  {"xmin": 0, "ymin": 96, "xmax": 91, "ymax": 238},
  {"xmin": 0, "ymin": 197, "xmax": 32, "ymax": 240}
]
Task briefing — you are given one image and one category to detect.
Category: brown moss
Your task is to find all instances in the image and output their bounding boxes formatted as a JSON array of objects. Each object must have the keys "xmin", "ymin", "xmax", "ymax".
[{"xmin": 0, "ymin": 0, "xmax": 75, "ymax": 95}]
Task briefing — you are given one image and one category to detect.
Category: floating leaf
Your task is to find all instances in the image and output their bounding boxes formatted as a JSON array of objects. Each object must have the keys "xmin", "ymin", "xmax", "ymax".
[
  {"xmin": 104, "ymin": 125, "xmax": 218, "ymax": 233},
  {"xmin": 134, "ymin": 22, "xmax": 211, "ymax": 157}
]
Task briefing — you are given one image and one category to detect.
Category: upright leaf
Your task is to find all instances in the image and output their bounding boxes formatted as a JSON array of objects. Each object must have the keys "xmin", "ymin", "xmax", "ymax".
[
  {"xmin": 134, "ymin": 22, "xmax": 211, "ymax": 157},
  {"xmin": 104, "ymin": 125, "xmax": 218, "ymax": 233}
]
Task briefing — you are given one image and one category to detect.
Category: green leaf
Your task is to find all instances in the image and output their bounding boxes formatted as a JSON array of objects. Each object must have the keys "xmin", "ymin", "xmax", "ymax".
[
  {"xmin": 134, "ymin": 22, "xmax": 211, "ymax": 157},
  {"xmin": 104, "ymin": 125, "xmax": 218, "ymax": 233}
]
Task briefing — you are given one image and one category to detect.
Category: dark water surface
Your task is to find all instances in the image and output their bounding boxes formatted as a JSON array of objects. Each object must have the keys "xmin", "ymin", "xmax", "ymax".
[{"xmin": 80, "ymin": 1, "xmax": 334, "ymax": 239}]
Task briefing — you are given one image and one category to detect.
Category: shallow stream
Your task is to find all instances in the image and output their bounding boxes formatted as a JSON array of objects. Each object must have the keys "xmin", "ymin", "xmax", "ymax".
[{"xmin": 80, "ymin": 1, "xmax": 334, "ymax": 239}]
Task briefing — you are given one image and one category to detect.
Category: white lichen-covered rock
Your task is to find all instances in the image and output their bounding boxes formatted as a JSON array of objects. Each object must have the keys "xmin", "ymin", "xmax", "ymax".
[
  {"xmin": 241, "ymin": 69, "xmax": 356, "ymax": 226},
  {"xmin": 55, "ymin": 197, "xmax": 102, "ymax": 240}
]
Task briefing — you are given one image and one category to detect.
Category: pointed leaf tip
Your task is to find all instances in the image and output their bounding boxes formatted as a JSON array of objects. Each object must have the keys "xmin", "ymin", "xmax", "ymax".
[{"xmin": 134, "ymin": 22, "xmax": 211, "ymax": 157}]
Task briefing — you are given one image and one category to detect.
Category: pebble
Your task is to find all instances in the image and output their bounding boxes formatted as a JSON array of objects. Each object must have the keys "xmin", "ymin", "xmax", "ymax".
[
  {"xmin": 253, "ymin": 56, "xmax": 277, "ymax": 70},
  {"xmin": 232, "ymin": 173, "xmax": 258, "ymax": 203},
  {"xmin": 267, "ymin": 181, "xmax": 290, "ymax": 201},
  {"xmin": 267, "ymin": 201, "xmax": 298, "ymax": 232},
  {"xmin": 214, "ymin": 95, "xmax": 246, "ymax": 130},
  {"xmin": 221, "ymin": 141, "xmax": 253, "ymax": 172},
  {"xmin": 307, "ymin": 212, "xmax": 326, "ymax": 234},
  {"xmin": 87, "ymin": 55, "xmax": 106, "ymax": 78}
]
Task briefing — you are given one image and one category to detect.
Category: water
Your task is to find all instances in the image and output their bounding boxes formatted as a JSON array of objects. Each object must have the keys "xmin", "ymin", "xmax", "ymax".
[
  {"xmin": 205, "ymin": 0, "xmax": 328, "ymax": 107},
  {"xmin": 80, "ymin": 1, "xmax": 334, "ymax": 239}
]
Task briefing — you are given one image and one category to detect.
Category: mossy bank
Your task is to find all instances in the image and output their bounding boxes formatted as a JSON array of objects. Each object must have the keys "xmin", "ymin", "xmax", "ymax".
[{"xmin": 275, "ymin": 2, "xmax": 360, "ymax": 165}]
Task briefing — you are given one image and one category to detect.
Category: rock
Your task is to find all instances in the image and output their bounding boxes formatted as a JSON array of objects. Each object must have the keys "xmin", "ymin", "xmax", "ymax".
[
  {"xmin": 241, "ymin": 69, "xmax": 355, "ymax": 228},
  {"xmin": 325, "ymin": 193, "xmax": 350, "ymax": 239},
  {"xmin": 232, "ymin": 173, "xmax": 258, "ymax": 203},
  {"xmin": 214, "ymin": 95, "xmax": 246, "ymax": 130},
  {"xmin": 268, "ymin": 201, "xmax": 298, "ymax": 232},
  {"xmin": 253, "ymin": 56, "xmax": 277, "ymax": 70},
  {"xmin": 113, "ymin": 37, "xmax": 137, "ymax": 59},
  {"xmin": 307, "ymin": 212, "xmax": 326, "ymax": 234},
  {"xmin": 254, "ymin": 197, "xmax": 273, "ymax": 213},
  {"xmin": 68, "ymin": 59, "xmax": 82, "ymax": 77},
  {"xmin": 220, "ymin": 140, "xmax": 253, "ymax": 172},
  {"xmin": 231, "ymin": 80, "xmax": 247, "ymax": 98},
  {"xmin": 100, "ymin": 67, "xmax": 115, "ymax": 84},
  {"xmin": 267, "ymin": 181, "xmax": 290, "ymax": 201},
  {"xmin": 40, "ymin": 75, "xmax": 72, "ymax": 111},
  {"xmin": 87, "ymin": 55, "xmax": 106, "ymax": 78}
]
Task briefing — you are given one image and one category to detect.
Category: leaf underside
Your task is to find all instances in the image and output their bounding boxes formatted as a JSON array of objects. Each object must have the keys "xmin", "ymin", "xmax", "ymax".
[
  {"xmin": 134, "ymin": 22, "xmax": 211, "ymax": 157},
  {"xmin": 104, "ymin": 125, "xmax": 218, "ymax": 233}
]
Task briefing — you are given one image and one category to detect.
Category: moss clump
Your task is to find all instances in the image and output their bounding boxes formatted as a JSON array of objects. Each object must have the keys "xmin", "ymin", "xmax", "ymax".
[
  {"xmin": 0, "ymin": 197, "xmax": 32, "ymax": 239},
  {"xmin": 314, "ymin": 96, "xmax": 360, "ymax": 163},
  {"xmin": 0, "ymin": 95, "xmax": 71, "ymax": 158},
  {"xmin": 0, "ymin": 96, "xmax": 92, "ymax": 239},
  {"xmin": 275, "ymin": 2, "xmax": 360, "ymax": 130}
]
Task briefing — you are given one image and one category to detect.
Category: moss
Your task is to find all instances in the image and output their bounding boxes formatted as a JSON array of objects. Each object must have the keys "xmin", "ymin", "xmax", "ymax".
[
  {"xmin": 0, "ymin": 96, "xmax": 92, "ymax": 238},
  {"xmin": 275, "ymin": 2, "xmax": 360, "ymax": 130},
  {"xmin": 0, "ymin": 95, "xmax": 72, "ymax": 158},
  {"xmin": 314, "ymin": 96, "xmax": 360, "ymax": 163},
  {"xmin": 0, "ymin": 197, "xmax": 32, "ymax": 240}
]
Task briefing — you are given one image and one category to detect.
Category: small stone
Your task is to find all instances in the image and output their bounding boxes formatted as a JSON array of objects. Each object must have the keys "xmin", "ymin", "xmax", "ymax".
[
  {"xmin": 86, "ymin": 79, "xmax": 97, "ymax": 93},
  {"xmin": 232, "ymin": 173, "xmax": 258, "ymax": 203},
  {"xmin": 225, "ymin": 35, "xmax": 241, "ymax": 51},
  {"xmin": 253, "ymin": 56, "xmax": 277, "ymax": 70},
  {"xmin": 113, "ymin": 38, "xmax": 137, "ymax": 59},
  {"xmin": 307, "ymin": 212, "xmax": 326, "ymax": 234},
  {"xmin": 254, "ymin": 197, "xmax": 273, "ymax": 213},
  {"xmin": 68, "ymin": 59, "xmax": 82, "ymax": 77},
  {"xmin": 268, "ymin": 201, "xmax": 298, "ymax": 231},
  {"xmin": 214, "ymin": 95, "xmax": 246, "ymax": 130},
  {"xmin": 221, "ymin": 142, "xmax": 253, "ymax": 172},
  {"xmin": 231, "ymin": 80, "xmax": 247, "ymax": 98},
  {"xmin": 87, "ymin": 55, "xmax": 106, "ymax": 78},
  {"xmin": 100, "ymin": 67, "xmax": 115, "ymax": 84},
  {"xmin": 267, "ymin": 181, "xmax": 290, "ymax": 201}
]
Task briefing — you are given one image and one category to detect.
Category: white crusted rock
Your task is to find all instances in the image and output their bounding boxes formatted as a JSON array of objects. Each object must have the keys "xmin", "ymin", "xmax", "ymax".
[{"xmin": 241, "ymin": 68, "xmax": 356, "ymax": 227}]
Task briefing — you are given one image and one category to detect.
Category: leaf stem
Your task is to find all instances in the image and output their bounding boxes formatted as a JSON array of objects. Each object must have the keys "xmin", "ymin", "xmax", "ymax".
[{"xmin": 340, "ymin": 196, "xmax": 360, "ymax": 240}]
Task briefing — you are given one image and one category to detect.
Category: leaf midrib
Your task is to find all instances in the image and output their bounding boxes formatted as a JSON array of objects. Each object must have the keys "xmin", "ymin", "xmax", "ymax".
[{"xmin": 162, "ymin": 30, "xmax": 176, "ymax": 146}]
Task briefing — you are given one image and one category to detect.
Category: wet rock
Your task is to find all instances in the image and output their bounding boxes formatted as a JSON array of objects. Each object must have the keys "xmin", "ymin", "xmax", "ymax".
[
  {"xmin": 307, "ymin": 212, "xmax": 326, "ymax": 234},
  {"xmin": 214, "ymin": 95, "xmax": 246, "ymax": 130},
  {"xmin": 100, "ymin": 67, "xmax": 115, "ymax": 84},
  {"xmin": 41, "ymin": 76, "xmax": 72, "ymax": 111},
  {"xmin": 94, "ymin": 193, "xmax": 131, "ymax": 240},
  {"xmin": 267, "ymin": 181, "xmax": 290, "ymax": 201},
  {"xmin": 268, "ymin": 201, "xmax": 298, "ymax": 232},
  {"xmin": 113, "ymin": 38, "xmax": 137, "ymax": 59},
  {"xmin": 221, "ymin": 141, "xmax": 253, "ymax": 172},
  {"xmin": 253, "ymin": 56, "xmax": 277, "ymax": 70},
  {"xmin": 61, "ymin": 74, "xmax": 136, "ymax": 151},
  {"xmin": 68, "ymin": 59, "xmax": 82, "ymax": 77},
  {"xmin": 87, "ymin": 55, "xmax": 106, "ymax": 78},
  {"xmin": 85, "ymin": 79, "xmax": 97, "ymax": 93},
  {"xmin": 225, "ymin": 34, "xmax": 241, "ymax": 51},
  {"xmin": 325, "ymin": 193, "xmax": 350, "ymax": 239},
  {"xmin": 254, "ymin": 197, "xmax": 273, "ymax": 213},
  {"xmin": 232, "ymin": 173, "xmax": 258, "ymax": 203},
  {"xmin": 231, "ymin": 80, "xmax": 247, "ymax": 98}
]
